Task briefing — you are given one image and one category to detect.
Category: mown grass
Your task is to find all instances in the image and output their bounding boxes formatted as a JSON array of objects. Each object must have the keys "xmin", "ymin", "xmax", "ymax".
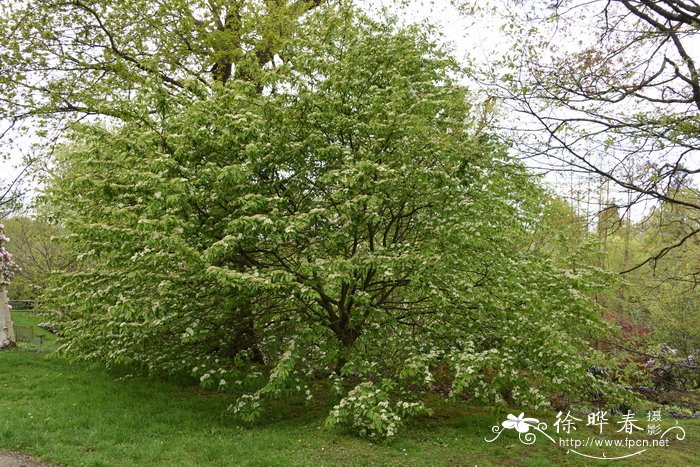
[
  {"xmin": 1, "ymin": 315, "xmax": 698, "ymax": 466},
  {"xmin": 11, "ymin": 311, "xmax": 58, "ymax": 349}
]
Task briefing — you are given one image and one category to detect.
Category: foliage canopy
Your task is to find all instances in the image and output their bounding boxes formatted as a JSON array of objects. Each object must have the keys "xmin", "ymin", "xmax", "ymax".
[{"xmin": 22, "ymin": 3, "xmax": 623, "ymax": 437}]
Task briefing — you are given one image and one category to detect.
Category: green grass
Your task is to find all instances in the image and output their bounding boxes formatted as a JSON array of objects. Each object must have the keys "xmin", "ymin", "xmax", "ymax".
[
  {"xmin": 11, "ymin": 311, "xmax": 58, "ymax": 348},
  {"xmin": 1, "ymin": 315, "xmax": 698, "ymax": 466}
]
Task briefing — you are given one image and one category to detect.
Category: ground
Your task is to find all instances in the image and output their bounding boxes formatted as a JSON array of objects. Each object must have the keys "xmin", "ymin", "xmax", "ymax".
[
  {"xmin": 0, "ymin": 451, "xmax": 56, "ymax": 467},
  {"xmin": 1, "ymin": 312, "xmax": 699, "ymax": 466}
]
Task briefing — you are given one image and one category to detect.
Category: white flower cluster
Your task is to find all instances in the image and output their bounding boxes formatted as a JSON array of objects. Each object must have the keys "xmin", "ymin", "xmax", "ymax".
[
  {"xmin": 326, "ymin": 382, "xmax": 429, "ymax": 439},
  {"xmin": 229, "ymin": 392, "xmax": 262, "ymax": 421}
]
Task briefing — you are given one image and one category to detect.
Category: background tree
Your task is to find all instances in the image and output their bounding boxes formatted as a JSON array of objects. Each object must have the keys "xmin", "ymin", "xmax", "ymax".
[
  {"xmin": 0, "ymin": 224, "xmax": 18, "ymax": 348},
  {"xmin": 634, "ymin": 190, "xmax": 700, "ymax": 357},
  {"xmin": 0, "ymin": 218, "xmax": 75, "ymax": 300},
  {"xmin": 470, "ymin": 0, "xmax": 700, "ymax": 274},
  {"xmin": 567, "ymin": 186, "xmax": 700, "ymax": 404},
  {"xmin": 0, "ymin": 172, "xmax": 26, "ymax": 219},
  {"xmin": 0, "ymin": 0, "xmax": 324, "ymax": 123},
  {"xmin": 466, "ymin": 0, "xmax": 700, "ymax": 403},
  {"xmin": 0, "ymin": 0, "xmax": 328, "ymax": 198}
]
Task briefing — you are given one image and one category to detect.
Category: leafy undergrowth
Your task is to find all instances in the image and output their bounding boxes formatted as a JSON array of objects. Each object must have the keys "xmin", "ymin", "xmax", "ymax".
[{"xmin": 1, "ymin": 348, "xmax": 698, "ymax": 467}]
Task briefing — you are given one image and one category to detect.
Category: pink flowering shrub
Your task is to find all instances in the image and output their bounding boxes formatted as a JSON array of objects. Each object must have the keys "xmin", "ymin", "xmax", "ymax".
[{"xmin": 0, "ymin": 224, "xmax": 18, "ymax": 286}]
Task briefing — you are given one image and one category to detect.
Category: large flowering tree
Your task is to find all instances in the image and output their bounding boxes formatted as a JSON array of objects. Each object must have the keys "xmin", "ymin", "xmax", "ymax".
[
  {"xmin": 42, "ymin": 5, "xmax": 621, "ymax": 437},
  {"xmin": 0, "ymin": 224, "xmax": 17, "ymax": 348}
]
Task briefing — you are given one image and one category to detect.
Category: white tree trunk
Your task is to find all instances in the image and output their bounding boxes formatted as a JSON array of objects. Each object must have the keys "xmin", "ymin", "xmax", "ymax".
[{"xmin": 0, "ymin": 284, "xmax": 15, "ymax": 348}]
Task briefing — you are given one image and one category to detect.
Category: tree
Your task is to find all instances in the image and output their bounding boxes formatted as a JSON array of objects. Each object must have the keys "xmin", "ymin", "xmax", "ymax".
[
  {"xmin": 42, "ymin": 5, "xmax": 620, "ymax": 437},
  {"xmin": 0, "ymin": 0, "xmax": 328, "ymax": 202},
  {"xmin": 0, "ymin": 223, "xmax": 18, "ymax": 348},
  {"xmin": 1, "ymin": 218, "xmax": 76, "ymax": 300},
  {"xmin": 472, "ymin": 0, "xmax": 700, "ymax": 274},
  {"xmin": 0, "ymin": 171, "xmax": 26, "ymax": 218},
  {"xmin": 635, "ymin": 190, "xmax": 700, "ymax": 356},
  {"xmin": 0, "ymin": 0, "xmax": 324, "ymax": 125},
  {"xmin": 588, "ymin": 192, "xmax": 700, "ymax": 398}
]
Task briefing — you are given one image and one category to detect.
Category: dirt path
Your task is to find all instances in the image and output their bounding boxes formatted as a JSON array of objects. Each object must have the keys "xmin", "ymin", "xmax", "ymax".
[{"xmin": 0, "ymin": 451, "xmax": 56, "ymax": 467}]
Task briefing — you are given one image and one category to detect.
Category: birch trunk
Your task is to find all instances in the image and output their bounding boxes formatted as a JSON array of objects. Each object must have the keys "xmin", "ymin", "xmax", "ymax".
[{"xmin": 0, "ymin": 284, "xmax": 15, "ymax": 348}]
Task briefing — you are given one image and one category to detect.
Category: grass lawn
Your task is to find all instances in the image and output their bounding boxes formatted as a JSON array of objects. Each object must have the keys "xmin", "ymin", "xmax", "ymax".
[
  {"xmin": 10, "ymin": 311, "xmax": 58, "ymax": 349},
  {"xmin": 1, "ymin": 315, "xmax": 698, "ymax": 466}
]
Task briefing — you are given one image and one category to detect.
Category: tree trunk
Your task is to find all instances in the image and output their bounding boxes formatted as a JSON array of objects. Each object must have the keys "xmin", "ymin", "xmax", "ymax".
[
  {"xmin": 0, "ymin": 285, "xmax": 15, "ymax": 349},
  {"xmin": 333, "ymin": 326, "xmax": 359, "ymax": 374}
]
